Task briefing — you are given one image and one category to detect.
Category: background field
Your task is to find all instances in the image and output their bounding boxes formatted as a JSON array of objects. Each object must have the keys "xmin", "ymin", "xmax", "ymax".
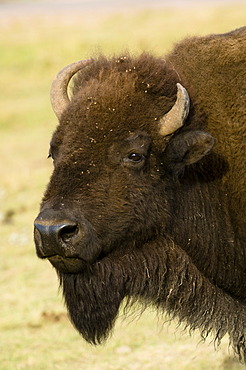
[{"xmin": 0, "ymin": 1, "xmax": 245, "ymax": 369}]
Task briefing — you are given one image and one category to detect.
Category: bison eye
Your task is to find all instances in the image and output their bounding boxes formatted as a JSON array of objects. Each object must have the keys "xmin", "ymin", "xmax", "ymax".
[
  {"xmin": 128, "ymin": 153, "xmax": 144, "ymax": 162},
  {"xmin": 48, "ymin": 148, "xmax": 54, "ymax": 160},
  {"xmin": 48, "ymin": 143, "xmax": 58, "ymax": 162}
]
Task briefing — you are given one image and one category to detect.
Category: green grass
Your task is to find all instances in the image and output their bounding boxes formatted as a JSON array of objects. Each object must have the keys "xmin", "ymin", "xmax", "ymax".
[{"xmin": 0, "ymin": 2, "xmax": 245, "ymax": 369}]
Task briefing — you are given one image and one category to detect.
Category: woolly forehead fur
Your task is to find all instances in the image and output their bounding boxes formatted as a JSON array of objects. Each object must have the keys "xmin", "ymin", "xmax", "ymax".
[{"xmin": 53, "ymin": 53, "xmax": 180, "ymax": 155}]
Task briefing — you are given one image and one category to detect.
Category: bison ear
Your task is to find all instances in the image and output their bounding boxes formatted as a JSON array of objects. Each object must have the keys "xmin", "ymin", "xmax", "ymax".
[{"xmin": 163, "ymin": 130, "xmax": 215, "ymax": 175}]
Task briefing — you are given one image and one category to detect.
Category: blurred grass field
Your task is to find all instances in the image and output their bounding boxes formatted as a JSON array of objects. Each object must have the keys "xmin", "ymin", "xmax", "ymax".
[{"xmin": 0, "ymin": 1, "xmax": 245, "ymax": 369}]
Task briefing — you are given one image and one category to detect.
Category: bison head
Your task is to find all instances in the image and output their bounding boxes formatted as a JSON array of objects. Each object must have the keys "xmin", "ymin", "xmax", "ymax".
[{"xmin": 34, "ymin": 54, "xmax": 214, "ymax": 343}]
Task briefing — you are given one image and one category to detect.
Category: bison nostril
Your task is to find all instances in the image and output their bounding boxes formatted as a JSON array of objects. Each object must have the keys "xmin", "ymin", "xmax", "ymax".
[{"xmin": 59, "ymin": 223, "xmax": 79, "ymax": 243}]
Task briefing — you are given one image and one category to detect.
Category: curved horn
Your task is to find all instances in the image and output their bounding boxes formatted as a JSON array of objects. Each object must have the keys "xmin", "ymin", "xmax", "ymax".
[
  {"xmin": 159, "ymin": 83, "xmax": 190, "ymax": 136},
  {"xmin": 50, "ymin": 59, "xmax": 94, "ymax": 119}
]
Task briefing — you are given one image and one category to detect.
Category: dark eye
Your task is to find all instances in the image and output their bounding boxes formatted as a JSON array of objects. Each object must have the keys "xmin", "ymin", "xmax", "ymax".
[
  {"xmin": 47, "ymin": 147, "xmax": 54, "ymax": 160},
  {"xmin": 128, "ymin": 153, "xmax": 144, "ymax": 162},
  {"xmin": 48, "ymin": 143, "xmax": 58, "ymax": 161}
]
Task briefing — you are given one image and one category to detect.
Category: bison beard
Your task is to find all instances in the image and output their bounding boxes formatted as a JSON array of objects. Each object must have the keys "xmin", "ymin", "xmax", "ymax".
[{"xmin": 58, "ymin": 238, "xmax": 246, "ymax": 362}]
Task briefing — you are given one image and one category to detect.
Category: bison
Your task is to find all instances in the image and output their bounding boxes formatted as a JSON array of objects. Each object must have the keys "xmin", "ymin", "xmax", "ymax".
[{"xmin": 34, "ymin": 27, "xmax": 246, "ymax": 361}]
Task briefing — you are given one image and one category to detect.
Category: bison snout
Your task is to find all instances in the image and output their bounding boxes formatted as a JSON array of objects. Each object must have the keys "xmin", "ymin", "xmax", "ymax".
[
  {"xmin": 34, "ymin": 209, "xmax": 101, "ymax": 273},
  {"xmin": 34, "ymin": 221, "xmax": 80, "ymax": 254}
]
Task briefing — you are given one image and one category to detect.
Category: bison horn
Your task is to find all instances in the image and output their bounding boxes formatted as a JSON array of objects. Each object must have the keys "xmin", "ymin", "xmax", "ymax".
[
  {"xmin": 159, "ymin": 83, "xmax": 190, "ymax": 136},
  {"xmin": 50, "ymin": 59, "xmax": 94, "ymax": 119}
]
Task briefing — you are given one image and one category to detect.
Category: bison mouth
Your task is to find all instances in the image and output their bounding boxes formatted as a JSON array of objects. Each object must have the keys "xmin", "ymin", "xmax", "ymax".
[{"xmin": 46, "ymin": 255, "xmax": 88, "ymax": 273}]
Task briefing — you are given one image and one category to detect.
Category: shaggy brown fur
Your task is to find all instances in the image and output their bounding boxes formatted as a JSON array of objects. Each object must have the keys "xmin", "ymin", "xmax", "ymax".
[{"xmin": 34, "ymin": 27, "xmax": 246, "ymax": 361}]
